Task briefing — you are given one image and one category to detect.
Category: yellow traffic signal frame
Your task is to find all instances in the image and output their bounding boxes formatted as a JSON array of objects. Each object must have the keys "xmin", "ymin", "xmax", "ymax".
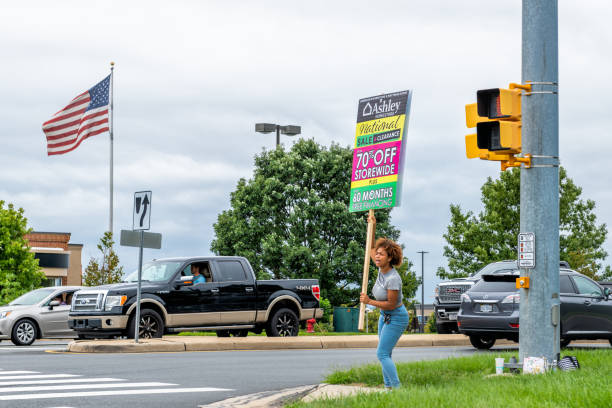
[{"xmin": 464, "ymin": 82, "xmax": 532, "ymax": 171}]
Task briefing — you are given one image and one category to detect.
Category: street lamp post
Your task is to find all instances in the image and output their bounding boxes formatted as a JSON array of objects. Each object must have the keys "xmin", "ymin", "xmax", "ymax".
[
  {"xmin": 417, "ymin": 250, "xmax": 428, "ymax": 333},
  {"xmin": 255, "ymin": 123, "xmax": 301, "ymax": 147}
]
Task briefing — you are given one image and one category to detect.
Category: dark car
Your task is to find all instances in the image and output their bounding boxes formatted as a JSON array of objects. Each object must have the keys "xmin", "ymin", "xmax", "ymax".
[
  {"xmin": 457, "ymin": 268, "xmax": 612, "ymax": 349},
  {"xmin": 434, "ymin": 260, "xmax": 570, "ymax": 334},
  {"xmin": 434, "ymin": 260, "xmax": 518, "ymax": 333}
]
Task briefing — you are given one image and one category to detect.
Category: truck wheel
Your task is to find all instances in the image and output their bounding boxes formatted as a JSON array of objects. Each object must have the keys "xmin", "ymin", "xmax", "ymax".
[
  {"xmin": 266, "ymin": 308, "xmax": 299, "ymax": 337},
  {"xmin": 11, "ymin": 319, "xmax": 38, "ymax": 346},
  {"xmin": 128, "ymin": 309, "xmax": 164, "ymax": 339},
  {"xmin": 469, "ymin": 334, "xmax": 496, "ymax": 349}
]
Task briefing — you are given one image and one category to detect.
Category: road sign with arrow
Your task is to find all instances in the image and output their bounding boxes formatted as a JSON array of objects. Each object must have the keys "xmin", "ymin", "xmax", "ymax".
[{"xmin": 133, "ymin": 191, "xmax": 152, "ymax": 231}]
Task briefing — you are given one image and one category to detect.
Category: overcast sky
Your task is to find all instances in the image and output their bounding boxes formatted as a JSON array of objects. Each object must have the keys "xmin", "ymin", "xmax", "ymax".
[{"xmin": 1, "ymin": 1, "xmax": 611, "ymax": 303}]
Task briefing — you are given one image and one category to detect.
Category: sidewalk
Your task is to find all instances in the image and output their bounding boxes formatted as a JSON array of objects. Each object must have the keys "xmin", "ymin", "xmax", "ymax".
[
  {"xmin": 66, "ymin": 333, "xmax": 513, "ymax": 353},
  {"xmin": 199, "ymin": 383, "xmax": 383, "ymax": 408}
]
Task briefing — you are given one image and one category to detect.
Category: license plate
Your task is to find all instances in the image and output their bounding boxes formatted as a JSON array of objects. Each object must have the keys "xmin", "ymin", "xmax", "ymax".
[
  {"xmin": 448, "ymin": 313, "xmax": 457, "ymax": 321},
  {"xmin": 480, "ymin": 304, "xmax": 493, "ymax": 313}
]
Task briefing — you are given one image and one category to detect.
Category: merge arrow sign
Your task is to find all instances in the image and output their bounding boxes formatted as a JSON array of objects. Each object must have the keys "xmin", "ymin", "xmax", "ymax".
[{"xmin": 133, "ymin": 191, "xmax": 152, "ymax": 231}]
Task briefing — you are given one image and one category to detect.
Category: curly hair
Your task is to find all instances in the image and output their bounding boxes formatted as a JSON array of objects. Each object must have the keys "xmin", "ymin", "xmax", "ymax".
[{"xmin": 374, "ymin": 238, "xmax": 403, "ymax": 268}]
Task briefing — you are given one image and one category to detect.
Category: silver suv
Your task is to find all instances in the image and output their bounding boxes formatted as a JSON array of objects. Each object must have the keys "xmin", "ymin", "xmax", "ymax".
[{"xmin": 0, "ymin": 286, "xmax": 81, "ymax": 346}]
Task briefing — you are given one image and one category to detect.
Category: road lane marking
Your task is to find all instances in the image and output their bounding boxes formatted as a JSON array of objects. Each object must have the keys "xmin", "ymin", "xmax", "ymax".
[
  {"xmin": 0, "ymin": 378, "xmax": 122, "ymax": 386},
  {"xmin": 0, "ymin": 387, "xmax": 233, "ymax": 400},
  {"xmin": 0, "ymin": 382, "xmax": 175, "ymax": 393}
]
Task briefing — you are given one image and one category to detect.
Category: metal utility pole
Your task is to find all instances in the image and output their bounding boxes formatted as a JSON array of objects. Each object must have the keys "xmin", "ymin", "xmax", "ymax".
[
  {"xmin": 417, "ymin": 250, "xmax": 428, "ymax": 333},
  {"xmin": 519, "ymin": 0, "xmax": 560, "ymax": 363}
]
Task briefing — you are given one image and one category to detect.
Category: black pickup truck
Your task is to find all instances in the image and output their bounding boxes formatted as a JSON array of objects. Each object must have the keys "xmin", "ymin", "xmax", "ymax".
[{"xmin": 69, "ymin": 256, "xmax": 322, "ymax": 338}]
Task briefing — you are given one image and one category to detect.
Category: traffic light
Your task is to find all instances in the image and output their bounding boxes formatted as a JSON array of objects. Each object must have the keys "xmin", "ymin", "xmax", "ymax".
[{"xmin": 465, "ymin": 83, "xmax": 531, "ymax": 170}]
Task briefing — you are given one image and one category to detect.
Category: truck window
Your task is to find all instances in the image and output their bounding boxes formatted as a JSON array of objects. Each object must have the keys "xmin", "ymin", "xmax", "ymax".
[
  {"xmin": 181, "ymin": 263, "xmax": 212, "ymax": 283},
  {"xmin": 216, "ymin": 261, "xmax": 248, "ymax": 282}
]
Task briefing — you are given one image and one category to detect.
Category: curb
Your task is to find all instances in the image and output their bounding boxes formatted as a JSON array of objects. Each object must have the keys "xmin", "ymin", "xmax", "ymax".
[
  {"xmin": 68, "ymin": 338, "xmax": 186, "ymax": 353},
  {"xmin": 199, "ymin": 384, "xmax": 382, "ymax": 408},
  {"xmin": 199, "ymin": 384, "xmax": 319, "ymax": 408},
  {"xmin": 66, "ymin": 334, "xmax": 514, "ymax": 353}
]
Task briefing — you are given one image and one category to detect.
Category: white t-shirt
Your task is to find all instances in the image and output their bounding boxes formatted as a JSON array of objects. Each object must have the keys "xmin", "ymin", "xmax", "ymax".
[{"xmin": 372, "ymin": 268, "xmax": 403, "ymax": 308}]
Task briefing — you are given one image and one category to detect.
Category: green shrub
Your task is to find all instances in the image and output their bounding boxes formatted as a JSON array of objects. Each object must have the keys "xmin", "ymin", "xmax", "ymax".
[
  {"xmin": 425, "ymin": 312, "xmax": 437, "ymax": 333},
  {"xmin": 366, "ymin": 308, "xmax": 380, "ymax": 333},
  {"xmin": 319, "ymin": 297, "xmax": 332, "ymax": 323}
]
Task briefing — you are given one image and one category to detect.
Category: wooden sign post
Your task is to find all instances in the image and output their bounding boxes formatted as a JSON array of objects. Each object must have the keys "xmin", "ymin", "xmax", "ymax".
[{"xmin": 358, "ymin": 209, "xmax": 375, "ymax": 331}]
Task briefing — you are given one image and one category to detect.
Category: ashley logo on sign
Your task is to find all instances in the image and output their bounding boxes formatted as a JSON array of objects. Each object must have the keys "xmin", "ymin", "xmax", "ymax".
[{"xmin": 362, "ymin": 99, "xmax": 401, "ymax": 118}]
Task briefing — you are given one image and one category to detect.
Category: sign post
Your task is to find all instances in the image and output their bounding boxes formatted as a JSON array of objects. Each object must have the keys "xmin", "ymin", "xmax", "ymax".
[
  {"xmin": 350, "ymin": 91, "xmax": 412, "ymax": 331},
  {"xmin": 132, "ymin": 191, "xmax": 151, "ymax": 344},
  {"xmin": 359, "ymin": 209, "xmax": 376, "ymax": 331}
]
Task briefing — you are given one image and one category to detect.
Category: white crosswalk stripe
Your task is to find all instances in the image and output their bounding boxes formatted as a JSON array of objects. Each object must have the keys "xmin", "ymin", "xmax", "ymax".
[
  {"xmin": 0, "ymin": 388, "xmax": 231, "ymax": 401},
  {"xmin": 0, "ymin": 381, "xmax": 174, "ymax": 393},
  {"xmin": 0, "ymin": 368, "xmax": 232, "ymax": 402},
  {"xmin": 0, "ymin": 377, "xmax": 121, "ymax": 386},
  {"xmin": 0, "ymin": 374, "xmax": 79, "ymax": 380}
]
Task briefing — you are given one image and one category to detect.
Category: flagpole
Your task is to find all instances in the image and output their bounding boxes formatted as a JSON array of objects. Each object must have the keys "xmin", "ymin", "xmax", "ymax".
[{"xmin": 109, "ymin": 62, "xmax": 115, "ymax": 236}]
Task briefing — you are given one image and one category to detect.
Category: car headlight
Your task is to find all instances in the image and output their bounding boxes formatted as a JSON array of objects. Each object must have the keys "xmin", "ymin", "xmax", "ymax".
[
  {"xmin": 0, "ymin": 311, "xmax": 11, "ymax": 319},
  {"xmin": 104, "ymin": 295, "xmax": 127, "ymax": 311}
]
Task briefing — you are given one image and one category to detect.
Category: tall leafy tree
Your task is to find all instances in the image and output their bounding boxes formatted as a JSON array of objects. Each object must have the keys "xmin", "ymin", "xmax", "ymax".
[
  {"xmin": 437, "ymin": 167, "xmax": 609, "ymax": 280},
  {"xmin": 211, "ymin": 139, "xmax": 403, "ymax": 305},
  {"xmin": 83, "ymin": 232, "xmax": 123, "ymax": 286},
  {"xmin": 0, "ymin": 201, "xmax": 44, "ymax": 304},
  {"xmin": 397, "ymin": 257, "xmax": 420, "ymax": 302}
]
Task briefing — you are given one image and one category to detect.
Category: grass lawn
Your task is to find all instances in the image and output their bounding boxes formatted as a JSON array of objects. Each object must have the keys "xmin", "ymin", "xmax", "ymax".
[{"xmin": 287, "ymin": 348, "xmax": 612, "ymax": 408}]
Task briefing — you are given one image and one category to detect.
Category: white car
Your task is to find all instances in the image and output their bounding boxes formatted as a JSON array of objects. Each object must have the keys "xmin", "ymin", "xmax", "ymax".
[{"xmin": 0, "ymin": 286, "xmax": 81, "ymax": 346}]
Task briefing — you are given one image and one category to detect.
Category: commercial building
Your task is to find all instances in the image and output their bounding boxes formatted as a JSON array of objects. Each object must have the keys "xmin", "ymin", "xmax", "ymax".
[{"xmin": 24, "ymin": 232, "xmax": 82, "ymax": 286}]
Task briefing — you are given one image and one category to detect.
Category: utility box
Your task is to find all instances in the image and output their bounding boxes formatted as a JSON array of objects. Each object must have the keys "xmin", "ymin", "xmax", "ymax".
[{"xmin": 333, "ymin": 307, "xmax": 359, "ymax": 332}]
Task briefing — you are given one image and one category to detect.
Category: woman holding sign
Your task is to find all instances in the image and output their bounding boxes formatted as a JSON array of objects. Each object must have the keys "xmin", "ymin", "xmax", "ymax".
[{"xmin": 360, "ymin": 213, "xmax": 409, "ymax": 389}]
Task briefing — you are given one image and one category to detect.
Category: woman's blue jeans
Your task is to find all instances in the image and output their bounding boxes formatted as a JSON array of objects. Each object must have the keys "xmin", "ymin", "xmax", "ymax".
[{"xmin": 377, "ymin": 305, "xmax": 409, "ymax": 388}]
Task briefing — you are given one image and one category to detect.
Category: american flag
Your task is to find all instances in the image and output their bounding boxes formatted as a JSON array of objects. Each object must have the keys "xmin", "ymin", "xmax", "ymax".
[{"xmin": 42, "ymin": 75, "xmax": 111, "ymax": 155}]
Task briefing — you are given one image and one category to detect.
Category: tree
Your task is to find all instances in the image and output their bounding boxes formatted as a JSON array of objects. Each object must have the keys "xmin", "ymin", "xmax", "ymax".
[
  {"xmin": 396, "ymin": 257, "xmax": 420, "ymax": 302},
  {"xmin": 437, "ymin": 167, "xmax": 609, "ymax": 280},
  {"xmin": 0, "ymin": 201, "xmax": 44, "ymax": 304},
  {"xmin": 83, "ymin": 232, "xmax": 123, "ymax": 286},
  {"xmin": 211, "ymin": 139, "xmax": 402, "ymax": 306}
]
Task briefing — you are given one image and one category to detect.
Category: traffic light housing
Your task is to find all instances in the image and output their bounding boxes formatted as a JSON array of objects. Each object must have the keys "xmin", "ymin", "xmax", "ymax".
[
  {"xmin": 465, "ymin": 83, "xmax": 531, "ymax": 170},
  {"xmin": 477, "ymin": 88, "xmax": 521, "ymax": 120}
]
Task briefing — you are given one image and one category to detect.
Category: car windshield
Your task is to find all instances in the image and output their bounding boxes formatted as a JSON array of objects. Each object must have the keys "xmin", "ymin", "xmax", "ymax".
[
  {"xmin": 472, "ymin": 279, "xmax": 518, "ymax": 292},
  {"xmin": 471, "ymin": 263, "xmax": 517, "ymax": 279},
  {"xmin": 9, "ymin": 288, "xmax": 56, "ymax": 305},
  {"xmin": 123, "ymin": 261, "xmax": 182, "ymax": 282}
]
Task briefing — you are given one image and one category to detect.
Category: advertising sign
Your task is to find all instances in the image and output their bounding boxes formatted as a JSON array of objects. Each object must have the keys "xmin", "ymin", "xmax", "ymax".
[{"xmin": 349, "ymin": 90, "xmax": 412, "ymax": 212}]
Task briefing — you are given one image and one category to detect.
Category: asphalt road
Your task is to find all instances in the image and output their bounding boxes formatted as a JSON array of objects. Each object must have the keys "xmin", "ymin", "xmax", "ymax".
[{"xmin": 0, "ymin": 341, "xmax": 605, "ymax": 408}]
